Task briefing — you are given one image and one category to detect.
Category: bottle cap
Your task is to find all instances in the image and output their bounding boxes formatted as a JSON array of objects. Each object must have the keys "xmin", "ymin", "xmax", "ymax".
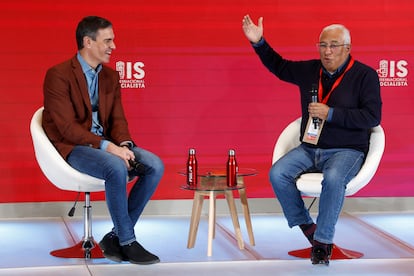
[
  {"xmin": 189, "ymin": 148, "xmax": 195, "ymax": 154},
  {"xmin": 229, "ymin": 149, "xmax": 235, "ymax": 155}
]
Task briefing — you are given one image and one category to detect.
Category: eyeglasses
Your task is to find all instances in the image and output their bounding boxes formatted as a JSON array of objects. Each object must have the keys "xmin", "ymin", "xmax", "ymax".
[{"xmin": 316, "ymin": 43, "xmax": 348, "ymax": 51}]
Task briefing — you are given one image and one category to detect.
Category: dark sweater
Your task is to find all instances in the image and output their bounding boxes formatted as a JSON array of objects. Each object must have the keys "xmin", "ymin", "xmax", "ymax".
[{"xmin": 253, "ymin": 39, "xmax": 382, "ymax": 154}]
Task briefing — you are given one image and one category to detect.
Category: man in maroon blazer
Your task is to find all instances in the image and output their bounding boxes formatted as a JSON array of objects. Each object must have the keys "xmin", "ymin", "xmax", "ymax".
[{"xmin": 42, "ymin": 16, "xmax": 164, "ymax": 265}]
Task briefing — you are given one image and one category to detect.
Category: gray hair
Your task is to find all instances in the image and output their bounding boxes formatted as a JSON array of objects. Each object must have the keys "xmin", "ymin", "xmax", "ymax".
[{"xmin": 320, "ymin": 24, "xmax": 351, "ymax": 44}]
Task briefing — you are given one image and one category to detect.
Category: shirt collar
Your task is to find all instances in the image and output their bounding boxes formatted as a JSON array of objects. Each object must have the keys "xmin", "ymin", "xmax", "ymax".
[
  {"xmin": 322, "ymin": 55, "xmax": 351, "ymax": 78},
  {"xmin": 77, "ymin": 52, "xmax": 102, "ymax": 75}
]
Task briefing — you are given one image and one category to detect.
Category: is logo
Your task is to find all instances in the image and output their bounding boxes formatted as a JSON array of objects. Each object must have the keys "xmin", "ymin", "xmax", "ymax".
[
  {"xmin": 376, "ymin": 60, "xmax": 408, "ymax": 87},
  {"xmin": 116, "ymin": 61, "xmax": 146, "ymax": 89}
]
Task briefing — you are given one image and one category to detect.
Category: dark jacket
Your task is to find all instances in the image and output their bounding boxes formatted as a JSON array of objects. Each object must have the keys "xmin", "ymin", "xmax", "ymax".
[{"xmin": 42, "ymin": 55, "xmax": 132, "ymax": 159}]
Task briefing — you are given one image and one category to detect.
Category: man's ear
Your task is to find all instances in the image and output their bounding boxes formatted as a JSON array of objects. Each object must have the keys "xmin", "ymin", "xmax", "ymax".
[{"xmin": 83, "ymin": 36, "xmax": 92, "ymax": 48}]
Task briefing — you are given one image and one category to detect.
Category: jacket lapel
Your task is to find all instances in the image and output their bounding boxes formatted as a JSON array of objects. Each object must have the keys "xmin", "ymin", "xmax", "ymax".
[
  {"xmin": 98, "ymin": 69, "xmax": 107, "ymax": 124},
  {"xmin": 71, "ymin": 56, "xmax": 92, "ymax": 113}
]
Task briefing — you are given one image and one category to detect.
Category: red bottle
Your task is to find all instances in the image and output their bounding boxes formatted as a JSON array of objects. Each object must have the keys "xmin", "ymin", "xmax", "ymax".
[
  {"xmin": 226, "ymin": 149, "xmax": 238, "ymax": 187},
  {"xmin": 186, "ymin": 148, "xmax": 198, "ymax": 186}
]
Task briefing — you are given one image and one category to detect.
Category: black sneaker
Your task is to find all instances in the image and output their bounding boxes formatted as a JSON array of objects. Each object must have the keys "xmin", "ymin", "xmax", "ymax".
[
  {"xmin": 99, "ymin": 232, "xmax": 128, "ymax": 262},
  {"xmin": 311, "ymin": 243, "xmax": 333, "ymax": 265},
  {"xmin": 121, "ymin": 241, "xmax": 160, "ymax": 265}
]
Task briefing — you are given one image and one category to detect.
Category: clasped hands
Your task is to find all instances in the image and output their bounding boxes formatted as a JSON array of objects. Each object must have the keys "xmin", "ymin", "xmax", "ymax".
[{"xmin": 107, "ymin": 142, "xmax": 135, "ymax": 169}]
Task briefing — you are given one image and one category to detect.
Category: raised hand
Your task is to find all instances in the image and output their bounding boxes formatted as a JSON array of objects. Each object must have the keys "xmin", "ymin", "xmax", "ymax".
[{"xmin": 242, "ymin": 15, "xmax": 263, "ymax": 44}]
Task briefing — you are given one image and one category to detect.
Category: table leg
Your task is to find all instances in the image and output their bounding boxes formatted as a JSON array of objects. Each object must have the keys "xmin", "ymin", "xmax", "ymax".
[
  {"xmin": 187, "ymin": 192, "xmax": 205, "ymax": 249},
  {"xmin": 224, "ymin": 190, "xmax": 244, "ymax": 249},
  {"xmin": 207, "ymin": 191, "xmax": 216, "ymax": 256},
  {"xmin": 238, "ymin": 187, "xmax": 255, "ymax": 246},
  {"xmin": 213, "ymin": 192, "xmax": 217, "ymax": 239}
]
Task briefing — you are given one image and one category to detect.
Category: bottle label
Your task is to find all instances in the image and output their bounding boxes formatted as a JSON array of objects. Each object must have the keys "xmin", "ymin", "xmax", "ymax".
[{"xmin": 188, "ymin": 165, "xmax": 193, "ymax": 184}]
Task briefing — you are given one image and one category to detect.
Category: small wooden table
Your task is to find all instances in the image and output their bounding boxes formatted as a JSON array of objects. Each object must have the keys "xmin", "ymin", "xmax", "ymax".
[{"xmin": 180, "ymin": 168, "xmax": 256, "ymax": 256}]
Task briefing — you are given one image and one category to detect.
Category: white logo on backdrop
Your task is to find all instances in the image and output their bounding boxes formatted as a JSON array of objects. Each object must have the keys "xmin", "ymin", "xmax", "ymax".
[
  {"xmin": 116, "ymin": 61, "xmax": 146, "ymax": 89},
  {"xmin": 376, "ymin": 60, "xmax": 408, "ymax": 87}
]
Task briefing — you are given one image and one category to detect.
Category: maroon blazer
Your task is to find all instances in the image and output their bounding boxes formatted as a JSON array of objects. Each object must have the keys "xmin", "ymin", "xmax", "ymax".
[{"xmin": 42, "ymin": 55, "xmax": 133, "ymax": 159}]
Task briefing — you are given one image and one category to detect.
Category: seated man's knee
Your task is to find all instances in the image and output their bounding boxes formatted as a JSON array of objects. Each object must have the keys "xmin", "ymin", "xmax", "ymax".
[
  {"xmin": 142, "ymin": 154, "xmax": 164, "ymax": 179},
  {"xmin": 323, "ymin": 168, "xmax": 347, "ymax": 190},
  {"xmin": 269, "ymin": 162, "xmax": 288, "ymax": 188},
  {"xmin": 154, "ymin": 156, "xmax": 165, "ymax": 174},
  {"xmin": 105, "ymin": 157, "xmax": 128, "ymax": 180}
]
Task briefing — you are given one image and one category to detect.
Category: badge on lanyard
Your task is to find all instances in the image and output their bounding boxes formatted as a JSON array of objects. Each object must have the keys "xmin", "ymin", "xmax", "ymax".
[{"xmin": 303, "ymin": 117, "xmax": 325, "ymax": 145}]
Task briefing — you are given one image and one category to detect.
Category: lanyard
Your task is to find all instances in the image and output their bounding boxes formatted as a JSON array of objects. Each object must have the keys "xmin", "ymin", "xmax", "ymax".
[{"xmin": 318, "ymin": 57, "xmax": 354, "ymax": 104}]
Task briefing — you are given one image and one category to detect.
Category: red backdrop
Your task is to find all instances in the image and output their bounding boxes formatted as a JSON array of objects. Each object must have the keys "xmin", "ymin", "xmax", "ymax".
[{"xmin": 1, "ymin": 0, "xmax": 413, "ymax": 202}]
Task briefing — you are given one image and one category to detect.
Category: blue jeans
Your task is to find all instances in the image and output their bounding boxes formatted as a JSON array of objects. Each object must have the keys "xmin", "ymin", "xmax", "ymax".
[
  {"xmin": 269, "ymin": 144, "xmax": 364, "ymax": 244},
  {"xmin": 67, "ymin": 145, "xmax": 164, "ymax": 246}
]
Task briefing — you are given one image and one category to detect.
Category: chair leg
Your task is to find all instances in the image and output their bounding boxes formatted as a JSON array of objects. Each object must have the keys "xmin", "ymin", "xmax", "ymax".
[{"xmin": 50, "ymin": 192, "xmax": 104, "ymax": 259}]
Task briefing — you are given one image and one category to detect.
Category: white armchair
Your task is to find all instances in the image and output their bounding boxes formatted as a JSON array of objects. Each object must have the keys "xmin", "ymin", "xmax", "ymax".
[
  {"xmin": 272, "ymin": 117, "xmax": 385, "ymax": 259},
  {"xmin": 30, "ymin": 107, "xmax": 106, "ymax": 259}
]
